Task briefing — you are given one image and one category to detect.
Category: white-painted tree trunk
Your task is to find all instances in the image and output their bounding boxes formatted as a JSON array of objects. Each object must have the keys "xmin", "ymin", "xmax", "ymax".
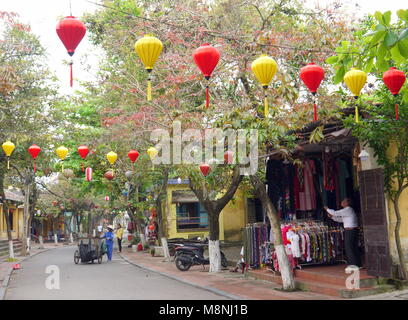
[
  {"xmin": 26, "ymin": 238, "xmax": 30, "ymax": 253},
  {"xmin": 275, "ymin": 244, "xmax": 295, "ymax": 290},
  {"xmin": 161, "ymin": 237, "xmax": 171, "ymax": 262},
  {"xmin": 93, "ymin": 229, "xmax": 96, "ymax": 237},
  {"xmin": 139, "ymin": 233, "xmax": 146, "ymax": 246},
  {"xmin": 70, "ymin": 232, "xmax": 74, "ymax": 244},
  {"xmin": 54, "ymin": 234, "xmax": 58, "ymax": 245},
  {"xmin": 8, "ymin": 240, "xmax": 14, "ymax": 259},
  {"xmin": 39, "ymin": 235, "xmax": 44, "ymax": 249},
  {"xmin": 208, "ymin": 240, "xmax": 222, "ymax": 273}
]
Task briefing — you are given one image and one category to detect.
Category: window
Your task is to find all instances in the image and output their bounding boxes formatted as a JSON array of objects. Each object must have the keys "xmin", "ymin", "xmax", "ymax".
[{"xmin": 176, "ymin": 202, "xmax": 208, "ymax": 230}]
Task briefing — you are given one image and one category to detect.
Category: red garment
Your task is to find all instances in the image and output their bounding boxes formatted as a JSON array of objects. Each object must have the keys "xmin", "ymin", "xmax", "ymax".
[
  {"xmin": 299, "ymin": 160, "xmax": 316, "ymax": 211},
  {"xmin": 281, "ymin": 226, "xmax": 291, "ymax": 245}
]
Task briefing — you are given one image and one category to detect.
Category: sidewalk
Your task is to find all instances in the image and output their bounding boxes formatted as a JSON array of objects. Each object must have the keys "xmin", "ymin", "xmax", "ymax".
[
  {"xmin": 0, "ymin": 242, "xmax": 65, "ymax": 300},
  {"xmin": 119, "ymin": 247, "xmax": 340, "ymax": 300}
]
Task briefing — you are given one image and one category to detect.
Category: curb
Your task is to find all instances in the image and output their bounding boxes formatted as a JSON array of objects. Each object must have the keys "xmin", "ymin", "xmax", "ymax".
[
  {"xmin": 0, "ymin": 245, "xmax": 67, "ymax": 300},
  {"xmin": 119, "ymin": 252, "xmax": 246, "ymax": 300}
]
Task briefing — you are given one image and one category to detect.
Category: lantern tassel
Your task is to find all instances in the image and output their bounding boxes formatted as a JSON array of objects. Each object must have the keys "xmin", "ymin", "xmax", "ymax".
[
  {"xmin": 205, "ymin": 85, "xmax": 209, "ymax": 108},
  {"xmin": 395, "ymin": 103, "xmax": 399, "ymax": 120},
  {"xmin": 147, "ymin": 78, "xmax": 152, "ymax": 101},
  {"xmin": 7, "ymin": 157, "xmax": 10, "ymax": 170},
  {"xmin": 70, "ymin": 61, "xmax": 73, "ymax": 88},
  {"xmin": 313, "ymin": 103, "xmax": 318, "ymax": 122},
  {"xmin": 34, "ymin": 160, "xmax": 36, "ymax": 173},
  {"xmin": 62, "ymin": 161, "xmax": 64, "ymax": 173},
  {"xmin": 355, "ymin": 105, "xmax": 359, "ymax": 123},
  {"xmin": 82, "ymin": 162, "xmax": 84, "ymax": 172},
  {"xmin": 264, "ymin": 94, "xmax": 269, "ymax": 118}
]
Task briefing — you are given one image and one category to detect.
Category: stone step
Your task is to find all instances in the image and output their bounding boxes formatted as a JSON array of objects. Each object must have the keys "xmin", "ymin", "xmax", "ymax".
[
  {"xmin": 293, "ymin": 267, "xmax": 377, "ymax": 288},
  {"xmin": 247, "ymin": 269, "xmax": 386, "ymax": 298}
]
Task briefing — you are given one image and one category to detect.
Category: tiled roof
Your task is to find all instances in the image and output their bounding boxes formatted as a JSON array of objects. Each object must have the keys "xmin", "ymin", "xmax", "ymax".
[{"xmin": 1, "ymin": 189, "xmax": 24, "ymax": 203}]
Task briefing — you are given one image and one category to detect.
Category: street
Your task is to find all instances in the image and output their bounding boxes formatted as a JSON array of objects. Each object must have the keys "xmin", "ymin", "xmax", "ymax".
[{"xmin": 5, "ymin": 246, "xmax": 228, "ymax": 300}]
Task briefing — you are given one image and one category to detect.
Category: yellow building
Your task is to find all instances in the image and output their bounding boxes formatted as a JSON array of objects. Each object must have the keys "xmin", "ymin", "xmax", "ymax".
[
  {"xmin": 0, "ymin": 189, "xmax": 24, "ymax": 240},
  {"xmin": 162, "ymin": 179, "xmax": 248, "ymax": 242}
]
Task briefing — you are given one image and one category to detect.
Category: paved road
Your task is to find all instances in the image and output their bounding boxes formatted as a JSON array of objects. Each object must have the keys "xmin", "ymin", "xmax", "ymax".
[{"xmin": 5, "ymin": 246, "xmax": 228, "ymax": 300}]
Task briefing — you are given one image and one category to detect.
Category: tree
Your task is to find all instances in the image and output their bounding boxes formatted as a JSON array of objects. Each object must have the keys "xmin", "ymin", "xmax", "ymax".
[
  {"xmin": 79, "ymin": 0, "xmax": 354, "ymax": 288},
  {"xmin": 327, "ymin": 9, "xmax": 408, "ymax": 279},
  {"xmin": 0, "ymin": 11, "xmax": 60, "ymax": 256}
]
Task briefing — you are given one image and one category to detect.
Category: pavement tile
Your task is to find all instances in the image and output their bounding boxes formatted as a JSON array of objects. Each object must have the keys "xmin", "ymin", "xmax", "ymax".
[{"xmin": 120, "ymin": 248, "xmax": 339, "ymax": 300}]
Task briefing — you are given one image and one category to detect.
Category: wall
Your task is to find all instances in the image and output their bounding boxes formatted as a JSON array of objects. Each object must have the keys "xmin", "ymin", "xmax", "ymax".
[
  {"xmin": 0, "ymin": 204, "xmax": 23, "ymax": 240},
  {"xmin": 385, "ymin": 143, "xmax": 408, "ymax": 265},
  {"xmin": 164, "ymin": 184, "xmax": 247, "ymax": 242},
  {"xmin": 364, "ymin": 143, "xmax": 408, "ymax": 265}
]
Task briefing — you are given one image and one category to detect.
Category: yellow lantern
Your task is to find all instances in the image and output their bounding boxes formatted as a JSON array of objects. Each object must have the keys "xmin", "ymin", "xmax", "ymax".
[
  {"xmin": 134, "ymin": 34, "xmax": 163, "ymax": 101},
  {"xmin": 344, "ymin": 68, "xmax": 367, "ymax": 123},
  {"xmin": 56, "ymin": 146, "xmax": 68, "ymax": 172},
  {"xmin": 2, "ymin": 141, "xmax": 15, "ymax": 170},
  {"xmin": 147, "ymin": 147, "xmax": 158, "ymax": 160},
  {"xmin": 251, "ymin": 54, "xmax": 278, "ymax": 117},
  {"xmin": 106, "ymin": 151, "xmax": 118, "ymax": 165}
]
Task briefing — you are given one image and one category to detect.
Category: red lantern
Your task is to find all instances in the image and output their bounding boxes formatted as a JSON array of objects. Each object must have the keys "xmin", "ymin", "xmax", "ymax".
[
  {"xmin": 28, "ymin": 144, "xmax": 41, "ymax": 173},
  {"xmin": 199, "ymin": 163, "xmax": 210, "ymax": 176},
  {"xmin": 148, "ymin": 225, "xmax": 155, "ymax": 231},
  {"xmin": 300, "ymin": 63, "xmax": 325, "ymax": 122},
  {"xmin": 56, "ymin": 16, "xmax": 86, "ymax": 87},
  {"xmin": 128, "ymin": 149, "xmax": 139, "ymax": 163},
  {"xmin": 224, "ymin": 150, "xmax": 234, "ymax": 164},
  {"xmin": 193, "ymin": 44, "xmax": 220, "ymax": 108},
  {"xmin": 105, "ymin": 195, "xmax": 110, "ymax": 201},
  {"xmin": 104, "ymin": 171, "xmax": 114, "ymax": 180},
  {"xmin": 383, "ymin": 67, "xmax": 406, "ymax": 120},
  {"xmin": 78, "ymin": 145, "xmax": 89, "ymax": 159},
  {"xmin": 85, "ymin": 167, "xmax": 92, "ymax": 181},
  {"xmin": 78, "ymin": 145, "xmax": 89, "ymax": 171}
]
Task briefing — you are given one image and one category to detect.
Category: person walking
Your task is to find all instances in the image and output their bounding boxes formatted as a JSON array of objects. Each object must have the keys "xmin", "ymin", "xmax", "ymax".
[
  {"xmin": 115, "ymin": 223, "xmax": 123, "ymax": 253},
  {"xmin": 324, "ymin": 198, "xmax": 362, "ymax": 269},
  {"xmin": 103, "ymin": 225, "xmax": 115, "ymax": 261}
]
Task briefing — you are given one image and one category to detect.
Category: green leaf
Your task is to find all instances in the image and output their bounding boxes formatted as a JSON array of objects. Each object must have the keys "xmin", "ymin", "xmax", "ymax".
[
  {"xmin": 370, "ymin": 30, "xmax": 387, "ymax": 45},
  {"xmin": 385, "ymin": 31, "xmax": 398, "ymax": 47},
  {"xmin": 333, "ymin": 66, "xmax": 345, "ymax": 84},
  {"xmin": 375, "ymin": 58, "xmax": 389, "ymax": 72},
  {"xmin": 325, "ymin": 56, "xmax": 338, "ymax": 64},
  {"xmin": 397, "ymin": 9, "xmax": 408, "ymax": 22},
  {"xmin": 374, "ymin": 11, "xmax": 384, "ymax": 24},
  {"xmin": 383, "ymin": 11, "xmax": 391, "ymax": 26},
  {"xmin": 377, "ymin": 42, "xmax": 387, "ymax": 60},
  {"xmin": 398, "ymin": 28, "xmax": 408, "ymax": 41},
  {"xmin": 397, "ymin": 39, "xmax": 408, "ymax": 58},
  {"xmin": 363, "ymin": 57, "xmax": 374, "ymax": 73},
  {"xmin": 375, "ymin": 24, "xmax": 387, "ymax": 31},
  {"xmin": 390, "ymin": 45, "xmax": 405, "ymax": 64}
]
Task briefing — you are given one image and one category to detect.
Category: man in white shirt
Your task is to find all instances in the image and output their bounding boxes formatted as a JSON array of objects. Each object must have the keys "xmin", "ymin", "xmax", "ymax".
[{"xmin": 324, "ymin": 198, "xmax": 362, "ymax": 269}]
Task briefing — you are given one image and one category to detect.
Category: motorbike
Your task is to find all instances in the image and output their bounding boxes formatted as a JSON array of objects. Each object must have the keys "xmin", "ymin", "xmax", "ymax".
[{"xmin": 174, "ymin": 242, "xmax": 228, "ymax": 271}]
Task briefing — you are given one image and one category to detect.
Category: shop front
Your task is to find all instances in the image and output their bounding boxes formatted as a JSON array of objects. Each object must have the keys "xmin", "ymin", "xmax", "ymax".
[{"xmin": 244, "ymin": 124, "xmax": 393, "ymax": 284}]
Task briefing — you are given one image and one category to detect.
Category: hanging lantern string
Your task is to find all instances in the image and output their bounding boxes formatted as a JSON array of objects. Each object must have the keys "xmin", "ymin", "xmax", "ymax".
[
  {"xmin": 205, "ymin": 75, "xmax": 211, "ymax": 108},
  {"xmin": 147, "ymin": 70, "xmax": 152, "ymax": 101},
  {"xmin": 312, "ymin": 92, "xmax": 318, "ymax": 122},
  {"xmin": 263, "ymin": 86, "xmax": 269, "ymax": 118},
  {"xmin": 34, "ymin": 160, "xmax": 36, "ymax": 173},
  {"xmin": 354, "ymin": 96, "xmax": 359, "ymax": 123},
  {"xmin": 394, "ymin": 94, "xmax": 399, "ymax": 121},
  {"xmin": 69, "ymin": 60, "xmax": 73, "ymax": 88}
]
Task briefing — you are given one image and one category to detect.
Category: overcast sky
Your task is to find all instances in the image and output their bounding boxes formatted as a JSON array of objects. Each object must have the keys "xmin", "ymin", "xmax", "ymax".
[{"xmin": 1, "ymin": 0, "xmax": 407, "ymax": 94}]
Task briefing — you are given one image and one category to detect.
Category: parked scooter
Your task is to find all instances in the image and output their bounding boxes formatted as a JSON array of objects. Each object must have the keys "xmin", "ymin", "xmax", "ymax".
[{"xmin": 174, "ymin": 241, "xmax": 228, "ymax": 271}]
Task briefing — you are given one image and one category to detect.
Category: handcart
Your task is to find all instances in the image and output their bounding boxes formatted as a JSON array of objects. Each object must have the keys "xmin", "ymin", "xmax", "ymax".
[{"xmin": 74, "ymin": 237, "xmax": 106, "ymax": 264}]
